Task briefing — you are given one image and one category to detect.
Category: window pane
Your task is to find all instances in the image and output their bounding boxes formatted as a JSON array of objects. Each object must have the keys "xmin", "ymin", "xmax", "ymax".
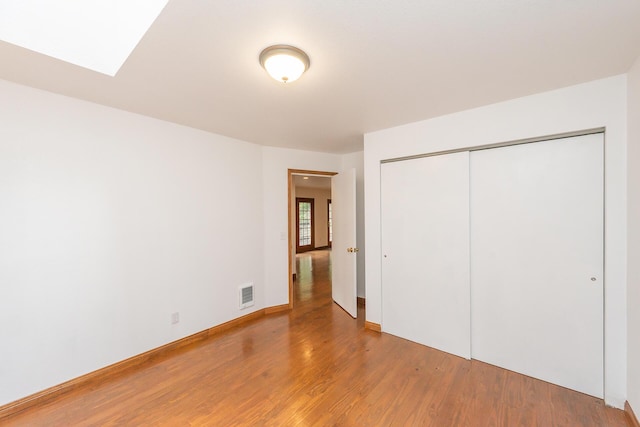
[
  {"xmin": 328, "ymin": 202, "xmax": 332, "ymax": 243},
  {"xmin": 299, "ymin": 201, "xmax": 311, "ymax": 246}
]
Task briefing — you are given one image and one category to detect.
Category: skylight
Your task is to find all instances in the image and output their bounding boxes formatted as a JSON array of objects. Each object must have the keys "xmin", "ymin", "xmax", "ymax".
[{"xmin": 0, "ymin": 0, "xmax": 168, "ymax": 76}]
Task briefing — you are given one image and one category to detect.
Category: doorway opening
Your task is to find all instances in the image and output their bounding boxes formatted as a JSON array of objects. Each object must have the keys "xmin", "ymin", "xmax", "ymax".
[
  {"xmin": 287, "ymin": 169, "xmax": 336, "ymax": 308},
  {"xmin": 294, "ymin": 248, "xmax": 332, "ymax": 307}
]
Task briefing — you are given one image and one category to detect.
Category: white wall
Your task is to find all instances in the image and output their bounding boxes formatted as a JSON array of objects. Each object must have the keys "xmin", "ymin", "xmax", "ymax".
[
  {"xmin": 628, "ymin": 55, "xmax": 640, "ymax": 414},
  {"xmin": 0, "ymin": 80, "xmax": 365, "ymax": 406},
  {"xmin": 364, "ymin": 75, "xmax": 627, "ymax": 407},
  {"xmin": 262, "ymin": 147, "xmax": 341, "ymax": 307},
  {"xmin": 0, "ymin": 79, "xmax": 265, "ymax": 406},
  {"xmin": 295, "ymin": 186, "xmax": 331, "ymax": 249},
  {"xmin": 342, "ymin": 152, "xmax": 365, "ymax": 298}
]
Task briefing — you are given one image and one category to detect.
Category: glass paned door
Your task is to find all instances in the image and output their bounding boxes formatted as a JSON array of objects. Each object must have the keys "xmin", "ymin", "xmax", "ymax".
[
  {"xmin": 328, "ymin": 199, "xmax": 332, "ymax": 247},
  {"xmin": 296, "ymin": 198, "xmax": 314, "ymax": 252}
]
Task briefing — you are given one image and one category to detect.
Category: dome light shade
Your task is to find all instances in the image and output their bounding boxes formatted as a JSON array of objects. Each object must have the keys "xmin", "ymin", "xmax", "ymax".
[{"xmin": 259, "ymin": 45, "xmax": 310, "ymax": 83}]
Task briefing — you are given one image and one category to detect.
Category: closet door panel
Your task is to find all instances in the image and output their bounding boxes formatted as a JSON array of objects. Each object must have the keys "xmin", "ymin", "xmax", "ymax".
[
  {"xmin": 470, "ymin": 134, "xmax": 604, "ymax": 398},
  {"xmin": 381, "ymin": 151, "xmax": 470, "ymax": 359}
]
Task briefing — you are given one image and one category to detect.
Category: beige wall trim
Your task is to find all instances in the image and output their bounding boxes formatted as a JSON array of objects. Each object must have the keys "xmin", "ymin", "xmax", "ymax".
[
  {"xmin": 365, "ymin": 321, "xmax": 382, "ymax": 333},
  {"xmin": 627, "ymin": 401, "xmax": 640, "ymax": 427},
  {"xmin": 0, "ymin": 306, "xmax": 288, "ymax": 420}
]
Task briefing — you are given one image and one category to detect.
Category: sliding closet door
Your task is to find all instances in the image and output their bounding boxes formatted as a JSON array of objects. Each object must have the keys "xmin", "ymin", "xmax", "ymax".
[
  {"xmin": 470, "ymin": 133, "xmax": 604, "ymax": 397},
  {"xmin": 381, "ymin": 151, "xmax": 470, "ymax": 359}
]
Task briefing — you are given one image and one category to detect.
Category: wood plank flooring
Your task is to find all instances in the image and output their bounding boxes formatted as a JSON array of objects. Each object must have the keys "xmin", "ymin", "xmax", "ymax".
[{"xmin": 3, "ymin": 249, "xmax": 631, "ymax": 426}]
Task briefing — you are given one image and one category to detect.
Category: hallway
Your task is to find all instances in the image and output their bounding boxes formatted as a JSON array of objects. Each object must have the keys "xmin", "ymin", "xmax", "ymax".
[
  {"xmin": 294, "ymin": 248, "xmax": 333, "ymax": 305},
  {"xmin": 3, "ymin": 250, "xmax": 631, "ymax": 426},
  {"xmin": 293, "ymin": 248, "xmax": 362, "ymax": 319}
]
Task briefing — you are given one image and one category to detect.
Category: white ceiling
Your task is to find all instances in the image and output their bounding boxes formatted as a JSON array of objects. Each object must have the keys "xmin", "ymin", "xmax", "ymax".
[
  {"xmin": 1, "ymin": 0, "xmax": 639, "ymax": 154},
  {"xmin": 293, "ymin": 175, "xmax": 332, "ymax": 190}
]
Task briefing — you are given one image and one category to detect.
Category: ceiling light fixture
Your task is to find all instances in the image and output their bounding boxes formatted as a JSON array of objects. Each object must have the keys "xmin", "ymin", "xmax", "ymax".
[{"xmin": 259, "ymin": 45, "xmax": 310, "ymax": 83}]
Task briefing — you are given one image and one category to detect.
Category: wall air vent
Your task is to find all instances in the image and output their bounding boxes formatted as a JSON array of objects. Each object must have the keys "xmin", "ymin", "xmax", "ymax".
[{"xmin": 239, "ymin": 283, "xmax": 254, "ymax": 309}]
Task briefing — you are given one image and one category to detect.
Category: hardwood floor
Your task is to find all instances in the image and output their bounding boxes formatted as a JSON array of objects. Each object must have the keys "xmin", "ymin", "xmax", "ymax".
[{"xmin": 3, "ymin": 249, "xmax": 631, "ymax": 426}]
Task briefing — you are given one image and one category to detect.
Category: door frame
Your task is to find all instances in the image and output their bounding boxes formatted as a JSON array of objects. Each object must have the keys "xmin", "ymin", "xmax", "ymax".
[{"xmin": 287, "ymin": 169, "xmax": 337, "ymax": 308}]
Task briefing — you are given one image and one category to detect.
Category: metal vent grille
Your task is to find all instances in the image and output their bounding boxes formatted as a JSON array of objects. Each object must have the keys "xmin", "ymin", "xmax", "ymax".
[{"xmin": 239, "ymin": 283, "xmax": 254, "ymax": 309}]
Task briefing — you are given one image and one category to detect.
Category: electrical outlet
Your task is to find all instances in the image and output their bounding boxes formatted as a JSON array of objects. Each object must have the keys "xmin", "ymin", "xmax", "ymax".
[{"xmin": 171, "ymin": 312, "xmax": 179, "ymax": 324}]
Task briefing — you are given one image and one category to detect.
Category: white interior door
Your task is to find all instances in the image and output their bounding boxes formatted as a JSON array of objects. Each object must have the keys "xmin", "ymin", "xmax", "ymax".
[
  {"xmin": 381, "ymin": 152, "xmax": 471, "ymax": 359},
  {"xmin": 470, "ymin": 133, "xmax": 604, "ymax": 398},
  {"xmin": 331, "ymin": 168, "xmax": 357, "ymax": 318}
]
